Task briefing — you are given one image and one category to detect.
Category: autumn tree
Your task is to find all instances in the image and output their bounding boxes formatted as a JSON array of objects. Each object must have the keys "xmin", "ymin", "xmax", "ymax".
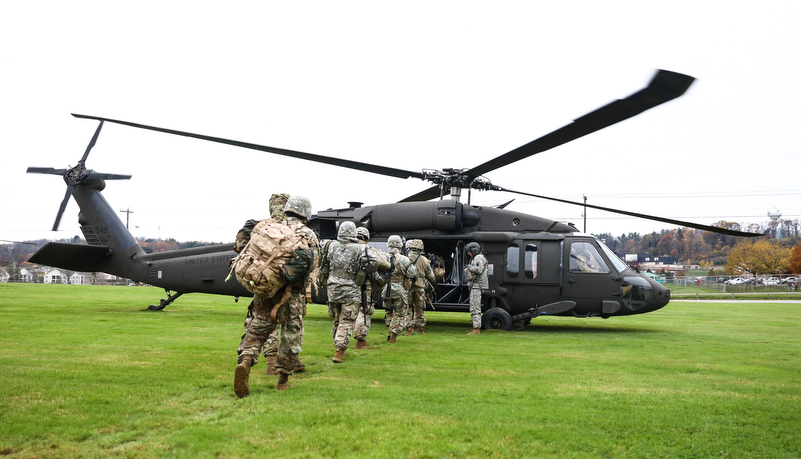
[
  {"xmin": 789, "ymin": 244, "xmax": 801, "ymax": 274},
  {"xmin": 726, "ymin": 239, "xmax": 790, "ymax": 275},
  {"xmin": 657, "ymin": 232, "xmax": 678, "ymax": 257}
]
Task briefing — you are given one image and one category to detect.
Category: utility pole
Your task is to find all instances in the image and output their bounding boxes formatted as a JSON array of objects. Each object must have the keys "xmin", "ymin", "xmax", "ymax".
[
  {"xmin": 119, "ymin": 208, "xmax": 134, "ymax": 229},
  {"xmin": 583, "ymin": 195, "xmax": 587, "ymax": 233}
]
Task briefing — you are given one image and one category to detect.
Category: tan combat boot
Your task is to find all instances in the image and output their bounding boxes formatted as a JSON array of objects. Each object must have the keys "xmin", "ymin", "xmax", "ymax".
[
  {"xmin": 294, "ymin": 360, "xmax": 306, "ymax": 373},
  {"xmin": 406, "ymin": 327, "xmax": 414, "ymax": 336},
  {"xmin": 234, "ymin": 356, "xmax": 253, "ymax": 398},
  {"xmin": 354, "ymin": 339, "xmax": 367, "ymax": 349},
  {"xmin": 419, "ymin": 326, "xmax": 425, "ymax": 335},
  {"xmin": 388, "ymin": 332, "xmax": 397, "ymax": 343},
  {"xmin": 264, "ymin": 355, "xmax": 277, "ymax": 375},
  {"xmin": 333, "ymin": 348, "xmax": 345, "ymax": 363},
  {"xmin": 467, "ymin": 328, "xmax": 481, "ymax": 335},
  {"xmin": 276, "ymin": 373, "xmax": 290, "ymax": 391}
]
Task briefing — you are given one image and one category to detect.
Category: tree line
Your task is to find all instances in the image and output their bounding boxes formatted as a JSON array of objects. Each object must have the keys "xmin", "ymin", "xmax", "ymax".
[{"xmin": 594, "ymin": 219, "xmax": 801, "ymax": 275}]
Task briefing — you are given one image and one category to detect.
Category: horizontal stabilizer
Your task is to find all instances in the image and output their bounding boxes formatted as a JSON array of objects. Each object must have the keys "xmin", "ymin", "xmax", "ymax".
[{"xmin": 28, "ymin": 243, "xmax": 110, "ymax": 272}]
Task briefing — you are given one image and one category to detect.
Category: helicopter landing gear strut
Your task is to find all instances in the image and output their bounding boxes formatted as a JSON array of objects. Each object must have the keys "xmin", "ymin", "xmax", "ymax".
[{"xmin": 148, "ymin": 290, "xmax": 184, "ymax": 311}]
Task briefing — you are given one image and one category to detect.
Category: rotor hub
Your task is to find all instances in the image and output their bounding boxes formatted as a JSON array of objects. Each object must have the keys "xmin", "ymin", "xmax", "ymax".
[{"xmin": 421, "ymin": 168, "xmax": 501, "ymax": 195}]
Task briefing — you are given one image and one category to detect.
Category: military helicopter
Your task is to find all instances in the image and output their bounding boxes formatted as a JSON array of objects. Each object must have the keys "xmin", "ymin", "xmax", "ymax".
[{"xmin": 27, "ymin": 69, "xmax": 760, "ymax": 330}]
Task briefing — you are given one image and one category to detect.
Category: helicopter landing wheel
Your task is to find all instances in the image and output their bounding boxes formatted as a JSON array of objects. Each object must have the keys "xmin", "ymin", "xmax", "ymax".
[{"xmin": 481, "ymin": 307, "xmax": 513, "ymax": 331}]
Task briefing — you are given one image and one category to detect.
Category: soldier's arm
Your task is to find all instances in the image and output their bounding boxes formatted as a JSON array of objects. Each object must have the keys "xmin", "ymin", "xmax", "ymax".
[
  {"xmin": 466, "ymin": 259, "xmax": 482, "ymax": 275},
  {"xmin": 425, "ymin": 263, "xmax": 436, "ymax": 283},
  {"xmin": 234, "ymin": 219, "xmax": 260, "ymax": 253}
]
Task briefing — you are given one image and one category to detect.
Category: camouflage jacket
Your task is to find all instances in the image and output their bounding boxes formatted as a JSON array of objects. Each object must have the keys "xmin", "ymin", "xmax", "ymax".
[
  {"xmin": 465, "ymin": 253, "xmax": 488, "ymax": 289},
  {"xmin": 409, "ymin": 252, "xmax": 436, "ymax": 289},
  {"xmin": 382, "ymin": 249, "xmax": 417, "ymax": 299},
  {"xmin": 324, "ymin": 238, "xmax": 362, "ymax": 303}
]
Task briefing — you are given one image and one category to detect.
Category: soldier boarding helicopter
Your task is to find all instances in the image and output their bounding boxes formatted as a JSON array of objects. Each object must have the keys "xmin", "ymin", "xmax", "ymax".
[{"xmin": 27, "ymin": 69, "xmax": 760, "ymax": 330}]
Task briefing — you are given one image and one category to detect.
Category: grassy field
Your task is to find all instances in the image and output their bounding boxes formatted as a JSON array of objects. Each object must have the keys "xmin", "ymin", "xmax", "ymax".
[{"xmin": 1, "ymin": 283, "xmax": 799, "ymax": 458}]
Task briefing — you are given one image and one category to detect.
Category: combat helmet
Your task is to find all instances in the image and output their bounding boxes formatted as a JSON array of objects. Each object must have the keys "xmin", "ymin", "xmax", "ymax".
[
  {"xmin": 407, "ymin": 239, "xmax": 424, "ymax": 252},
  {"xmin": 356, "ymin": 226, "xmax": 370, "ymax": 242},
  {"xmin": 283, "ymin": 196, "xmax": 312, "ymax": 219},
  {"xmin": 465, "ymin": 242, "xmax": 481, "ymax": 257},
  {"xmin": 387, "ymin": 235, "xmax": 403, "ymax": 249},
  {"xmin": 269, "ymin": 193, "xmax": 290, "ymax": 219},
  {"xmin": 338, "ymin": 221, "xmax": 357, "ymax": 241}
]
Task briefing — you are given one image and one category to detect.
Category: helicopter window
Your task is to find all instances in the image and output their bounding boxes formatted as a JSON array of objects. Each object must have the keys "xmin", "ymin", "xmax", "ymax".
[
  {"xmin": 506, "ymin": 244, "xmax": 519, "ymax": 278},
  {"xmin": 569, "ymin": 242, "xmax": 609, "ymax": 274},
  {"xmin": 598, "ymin": 240, "xmax": 628, "ymax": 273},
  {"xmin": 525, "ymin": 244, "xmax": 537, "ymax": 279}
]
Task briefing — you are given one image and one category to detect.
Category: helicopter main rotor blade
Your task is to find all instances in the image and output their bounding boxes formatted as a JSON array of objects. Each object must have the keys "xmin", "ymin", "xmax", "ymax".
[
  {"xmin": 399, "ymin": 185, "xmax": 441, "ymax": 202},
  {"xmin": 72, "ymin": 114, "xmax": 425, "ymax": 181},
  {"xmin": 498, "ymin": 187, "xmax": 762, "ymax": 238},
  {"xmin": 465, "ymin": 70, "xmax": 695, "ymax": 178},
  {"xmin": 52, "ymin": 185, "xmax": 75, "ymax": 231},
  {"xmin": 90, "ymin": 172, "xmax": 132, "ymax": 180},
  {"xmin": 79, "ymin": 120, "xmax": 104, "ymax": 164}
]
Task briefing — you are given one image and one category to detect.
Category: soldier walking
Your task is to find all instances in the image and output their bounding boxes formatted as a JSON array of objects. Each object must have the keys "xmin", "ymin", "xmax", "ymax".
[
  {"xmin": 235, "ymin": 193, "xmax": 305, "ymax": 376},
  {"xmin": 353, "ymin": 226, "xmax": 390, "ymax": 349},
  {"xmin": 405, "ymin": 239, "xmax": 436, "ymax": 335},
  {"xmin": 321, "ymin": 222, "xmax": 363, "ymax": 363},
  {"xmin": 383, "ymin": 235, "xmax": 417, "ymax": 343},
  {"xmin": 234, "ymin": 196, "xmax": 319, "ymax": 397}
]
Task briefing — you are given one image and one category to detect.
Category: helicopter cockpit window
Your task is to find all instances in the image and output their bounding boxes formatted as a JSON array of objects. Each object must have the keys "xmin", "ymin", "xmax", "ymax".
[
  {"xmin": 525, "ymin": 244, "xmax": 537, "ymax": 279},
  {"xmin": 506, "ymin": 244, "xmax": 519, "ymax": 278},
  {"xmin": 598, "ymin": 239, "xmax": 628, "ymax": 273},
  {"xmin": 569, "ymin": 242, "xmax": 609, "ymax": 274}
]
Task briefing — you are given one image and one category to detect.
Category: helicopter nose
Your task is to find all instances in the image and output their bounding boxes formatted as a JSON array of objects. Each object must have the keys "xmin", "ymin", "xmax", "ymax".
[
  {"xmin": 644, "ymin": 277, "xmax": 670, "ymax": 312},
  {"xmin": 621, "ymin": 275, "xmax": 670, "ymax": 313}
]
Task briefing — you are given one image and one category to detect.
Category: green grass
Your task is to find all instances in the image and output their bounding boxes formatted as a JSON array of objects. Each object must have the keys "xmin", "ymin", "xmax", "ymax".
[{"xmin": 1, "ymin": 283, "xmax": 800, "ymax": 458}]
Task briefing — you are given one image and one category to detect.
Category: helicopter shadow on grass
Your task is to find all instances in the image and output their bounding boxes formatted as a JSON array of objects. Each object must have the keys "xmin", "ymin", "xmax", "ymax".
[{"xmin": 419, "ymin": 316, "xmax": 665, "ymax": 336}]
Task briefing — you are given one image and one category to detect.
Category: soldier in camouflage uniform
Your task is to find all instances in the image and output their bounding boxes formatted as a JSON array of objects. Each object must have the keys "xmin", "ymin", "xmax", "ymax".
[
  {"xmin": 353, "ymin": 226, "xmax": 390, "ymax": 349},
  {"xmin": 234, "ymin": 196, "xmax": 319, "ymax": 397},
  {"xmin": 383, "ymin": 235, "xmax": 418, "ymax": 343},
  {"xmin": 464, "ymin": 242, "xmax": 488, "ymax": 335},
  {"xmin": 235, "ymin": 193, "xmax": 303, "ymax": 376},
  {"xmin": 405, "ymin": 239, "xmax": 436, "ymax": 335},
  {"xmin": 321, "ymin": 221, "xmax": 363, "ymax": 363}
]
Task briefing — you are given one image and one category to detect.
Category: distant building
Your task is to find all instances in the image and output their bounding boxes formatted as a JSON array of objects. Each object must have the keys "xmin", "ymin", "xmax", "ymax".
[
  {"xmin": 625, "ymin": 254, "xmax": 683, "ymax": 272},
  {"xmin": 70, "ymin": 271, "xmax": 90, "ymax": 284},
  {"xmin": 19, "ymin": 267, "xmax": 32, "ymax": 283},
  {"xmin": 43, "ymin": 268, "xmax": 92, "ymax": 285},
  {"xmin": 44, "ymin": 268, "xmax": 69, "ymax": 284}
]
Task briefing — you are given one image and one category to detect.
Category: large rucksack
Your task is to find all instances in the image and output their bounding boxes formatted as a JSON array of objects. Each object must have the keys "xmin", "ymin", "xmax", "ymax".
[{"xmin": 229, "ymin": 219, "xmax": 309, "ymax": 298}]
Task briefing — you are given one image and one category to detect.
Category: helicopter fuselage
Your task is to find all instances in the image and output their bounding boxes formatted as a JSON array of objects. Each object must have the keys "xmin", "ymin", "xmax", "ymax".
[{"xmin": 29, "ymin": 181, "xmax": 669, "ymax": 327}]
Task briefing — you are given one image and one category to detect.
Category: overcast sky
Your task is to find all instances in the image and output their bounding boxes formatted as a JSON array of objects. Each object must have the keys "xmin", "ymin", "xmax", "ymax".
[{"xmin": 2, "ymin": 2, "xmax": 800, "ymax": 245}]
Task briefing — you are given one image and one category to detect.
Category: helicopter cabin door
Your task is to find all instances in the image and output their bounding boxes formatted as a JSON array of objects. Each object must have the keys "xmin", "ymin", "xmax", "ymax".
[
  {"xmin": 563, "ymin": 239, "xmax": 621, "ymax": 312},
  {"xmin": 503, "ymin": 239, "xmax": 561, "ymax": 306}
]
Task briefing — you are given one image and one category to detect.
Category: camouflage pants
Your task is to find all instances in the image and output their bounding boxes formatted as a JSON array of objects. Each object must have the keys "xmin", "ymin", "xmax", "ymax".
[
  {"xmin": 469, "ymin": 286, "xmax": 483, "ymax": 329},
  {"xmin": 237, "ymin": 300, "xmax": 279, "ymax": 361},
  {"xmin": 329, "ymin": 301, "xmax": 359, "ymax": 350},
  {"xmin": 406, "ymin": 287, "xmax": 426, "ymax": 329},
  {"xmin": 384, "ymin": 290, "xmax": 409, "ymax": 336},
  {"xmin": 354, "ymin": 302, "xmax": 374, "ymax": 341},
  {"xmin": 238, "ymin": 289, "xmax": 304, "ymax": 375}
]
